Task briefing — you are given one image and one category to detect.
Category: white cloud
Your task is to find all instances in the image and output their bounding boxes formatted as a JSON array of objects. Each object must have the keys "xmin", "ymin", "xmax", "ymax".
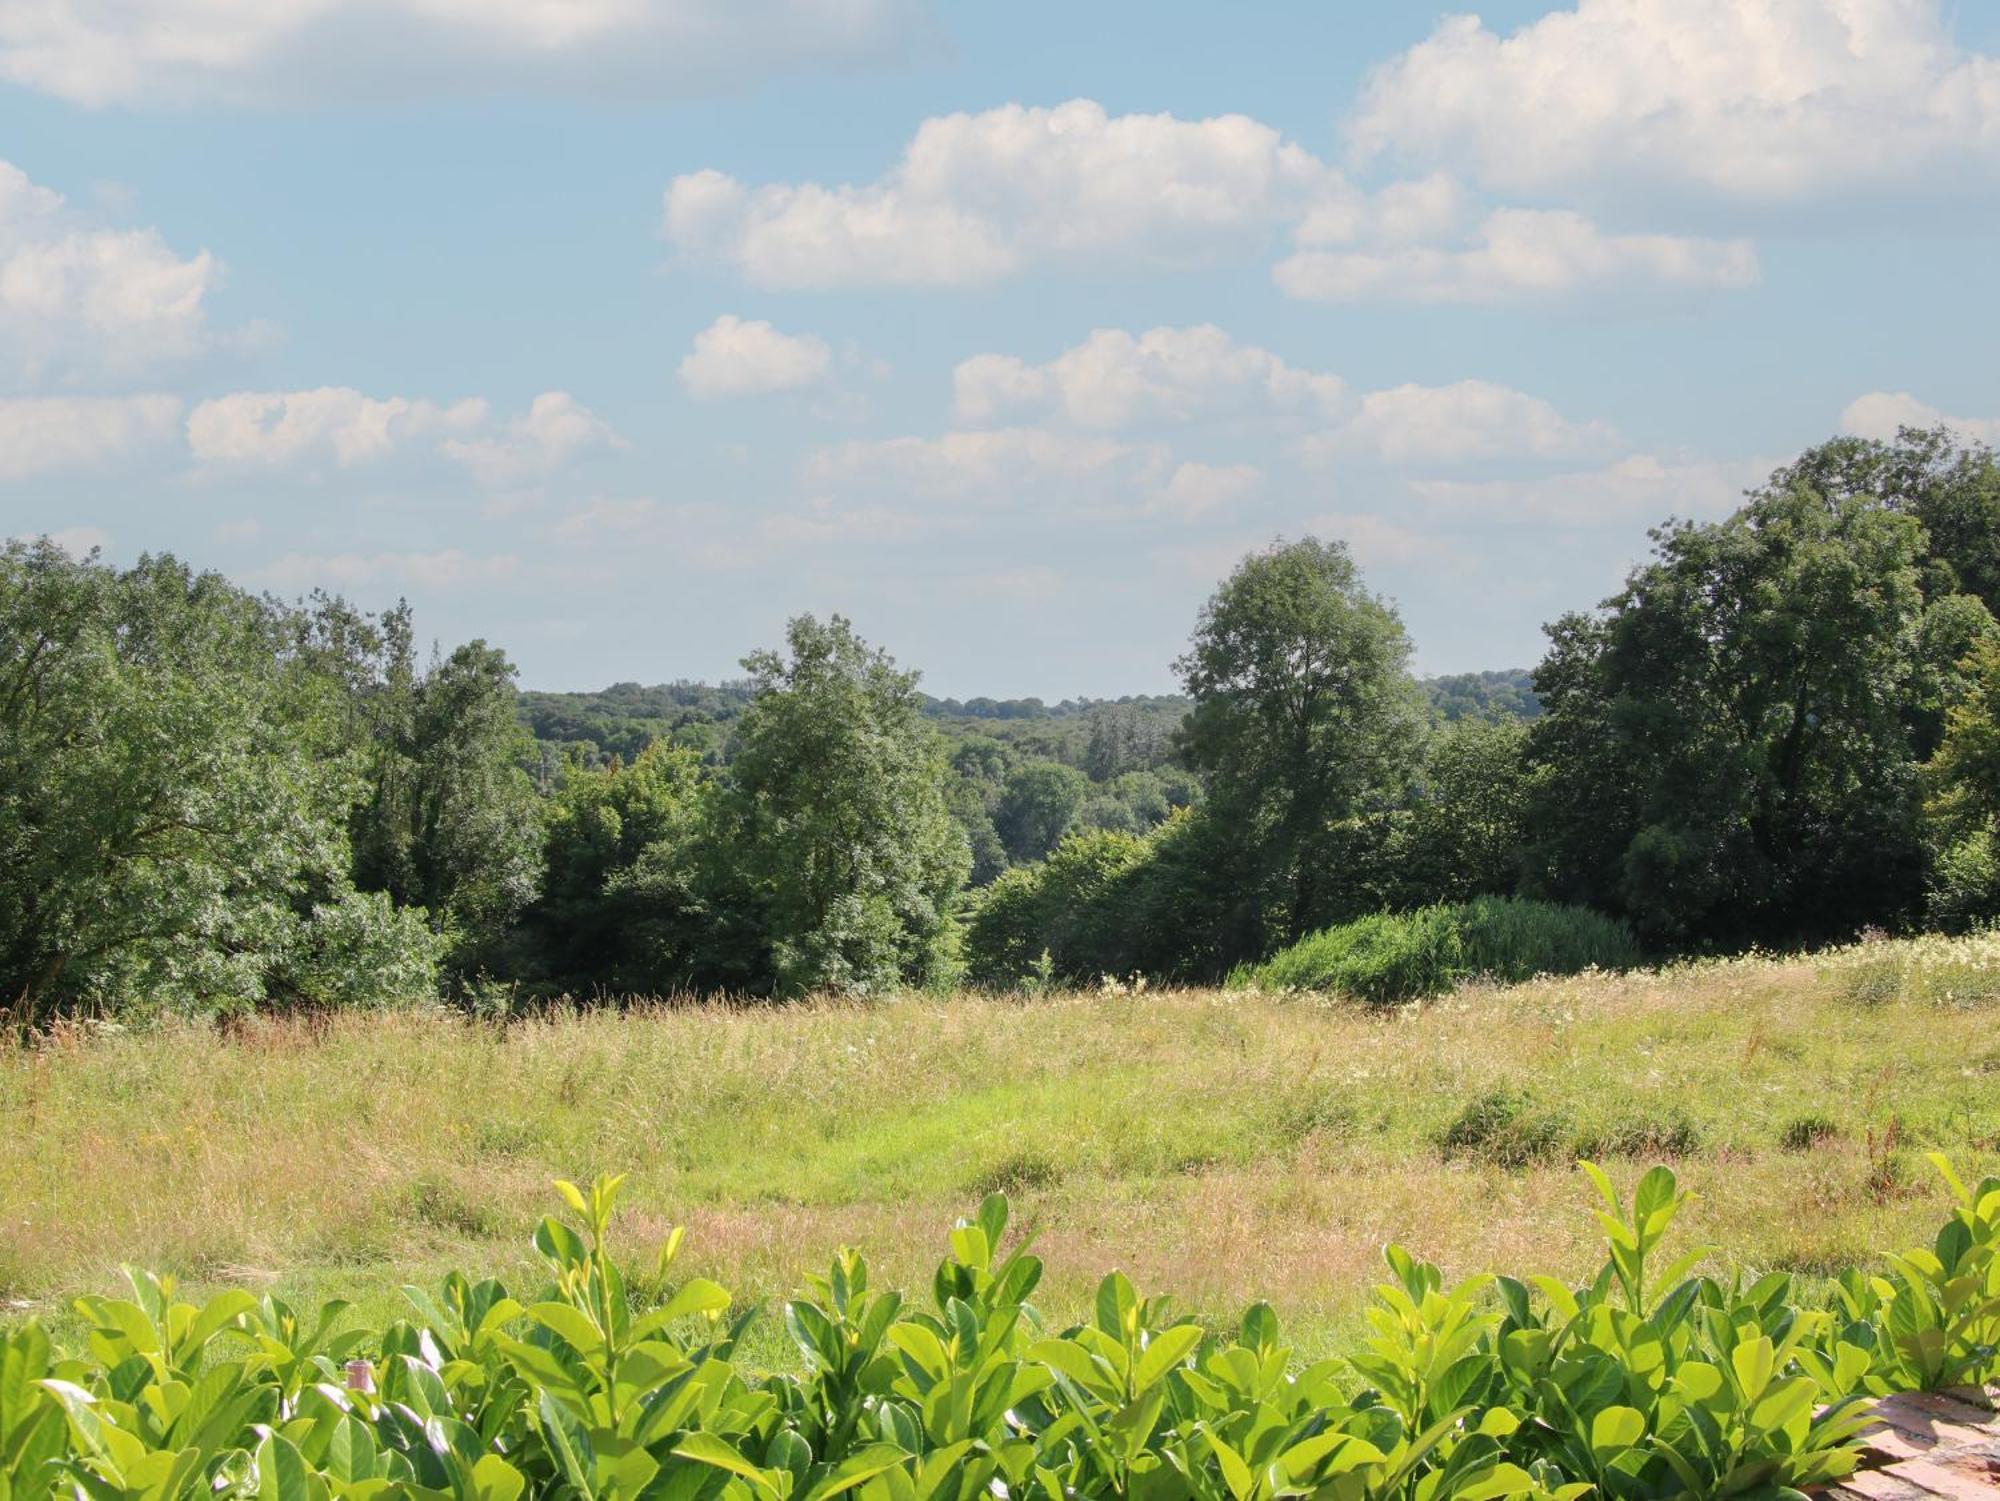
[
  {"xmin": 664, "ymin": 98, "xmax": 1336, "ymax": 288},
  {"xmin": 1840, "ymin": 390, "xmax": 2000, "ymax": 445},
  {"xmin": 806, "ymin": 426, "xmax": 1163, "ymax": 503},
  {"xmin": 1407, "ymin": 453, "xmax": 1766, "ymax": 524},
  {"xmin": 954, "ymin": 325, "xmax": 1344, "ymax": 429},
  {"xmin": 1152, "ymin": 461, "xmax": 1262, "ymax": 520},
  {"xmin": 1304, "ymin": 512, "xmax": 1445, "ymax": 568},
  {"xmin": 1, "ymin": 159, "xmax": 222, "ymax": 384},
  {"xmin": 47, "ymin": 524, "xmax": 109, "ymax": 555},
  {"xmin": 187, "ymin": 386, "xmax": 485, "ymax": 468},
  {"xmin": 0, "ymin": 393, "xmax": 182, "ymax": 478},
  {"xmin": 255, "ymin": 548, "xmax": 522, "ymax": 593},
  {"xmin": 1276, "ymin": 207, "xmax": 1757, "ymax": 305},
  {"xmin": 0, "ymin": 0, "xmax": 930, "ymax": 107},
  {"xmin": 1329, "ymin": 380, "xmax": 1620, "ymax": 465},
  {"xmin": 1349, "ymin": 0, "xmax": 2000, "ymax": 201},
  {"xmin": 441, "ymin": 391, "xmax": 623, "ymax": 484},
  {"xmin": 678, "ymin": 314, "xmax": 831, "ymax": 398},
  {"xmin": 186, "ymin": 386, "xmax": 617, "ymax": 482}
]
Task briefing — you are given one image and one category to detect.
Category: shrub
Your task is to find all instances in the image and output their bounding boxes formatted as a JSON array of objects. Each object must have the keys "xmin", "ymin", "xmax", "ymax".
[
  {"xmin": 1245, "ymin": 896, "xmax": 1638, "ymax": 1004},
  {"xmin": 12, "ymin": 1160, "xmax": 1993, "ymax": 1501},
  {"xmin": 1438, "ymin": 1088, "xmax": 1572, "ymax": 1167}
]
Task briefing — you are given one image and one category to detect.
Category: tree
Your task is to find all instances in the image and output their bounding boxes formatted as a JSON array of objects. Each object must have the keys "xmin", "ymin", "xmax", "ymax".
[
  {"xmin": 1922, "ymin": 636, "xmax": 2000, "ymax": 929},
  {"xmin": 345, "ymin": 608, "xmax": 543, "ymax": 970},
  {"xmin": 1524, "ymin": 457, "xmax": 1985, "ymax": 944},
  {"xmin": 529, "ymin": 744, "xmax": 714, "ymax": 995},
  {"xmin": 0, "ymin": 542, "xmax": 438, "ymax": 1023},
  {"xmin": 726, "ymin": 615, "xmax": 970, "ymax": 995},
  {"xmin": 1175, "ymin": 538, "xmax": 1426, "ymax": 949},
  {"xmin": 1392, "ymin": 716, "xmax": 1532, "ymax": 904},
  {"xmin": 993, "ymin": 761, "xmax": 1088, "ymax": 864}
]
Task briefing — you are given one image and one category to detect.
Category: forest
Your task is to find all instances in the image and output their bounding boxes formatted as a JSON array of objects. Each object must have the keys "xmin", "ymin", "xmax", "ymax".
[{"xmin": 5, "ymin": 425, "xmax": 1999, "ymax": 1023}]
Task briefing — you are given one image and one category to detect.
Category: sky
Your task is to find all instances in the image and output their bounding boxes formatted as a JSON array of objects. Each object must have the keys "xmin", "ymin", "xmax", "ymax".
[{"xmin": 4, "ymin": 0, "xmax": 2000, "ymax": 697}]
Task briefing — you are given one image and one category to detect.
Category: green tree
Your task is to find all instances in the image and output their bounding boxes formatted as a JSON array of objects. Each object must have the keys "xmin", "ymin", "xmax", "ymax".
[
  {"xmin": 345, "ymin": 608, "xmax": 542, "ymax": 969},
  {"xmin": 992, "ymin": 760, "xmax": 1088, "ymax": 863},
  {"xmin": 1175, "ymin": 537, "xmax": 1426, "ymax": 950},
  {"xmin": 1393, "ymin": 716, "xmax": 1532, "ymax": 905},
  {"xmin": 0, "ymin": 542, "xmax": 438, "ymax": 1023},
  {"xmin": 1525, "ymin": 462, "xmax": 1978, "ymax": 943},
  {"xmin": 1922, "ymin": 636, "xmax": 2000, "ymax": 928},
  {"xmin": 726, "ymin": 615, "xmax": 970, "ymax": 995},
  {"xmin": 530, "ymin": 744, "xmax": 713, "ymax": 995}
]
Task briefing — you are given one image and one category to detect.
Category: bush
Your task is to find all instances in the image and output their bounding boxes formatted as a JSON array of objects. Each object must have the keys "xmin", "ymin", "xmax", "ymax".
[
  {"xmin": 1245, "ymin": 896, "xmax": 1638, "ymax": 1004},
  {"xmin": 9, "ymin": 1161, "xmax": 1994, "ymax": 1501}
]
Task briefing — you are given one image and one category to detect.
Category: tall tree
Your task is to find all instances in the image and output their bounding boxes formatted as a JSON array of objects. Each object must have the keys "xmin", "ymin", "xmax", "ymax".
[
  {"xmin": 346, "ymin": 607, "xmax": 543, "ymax": 969},
  {"xmin": 1176, "ymin": 537, "xmax": 1425, "ymax": 948},
  {"xmin": 1525, "ymin": 454, "xmax": 1993, "ymax": 944},
  {"xmin": 0, "ymin": 542, "xmax": 438, "ymax": 1023},
  {"xmin": 726, "ymin": 615, "xmax": 970, "ymax": 994},
  {"xmin": 993, "ymin": 761, "xmax": 1088, "ymax": 864}
]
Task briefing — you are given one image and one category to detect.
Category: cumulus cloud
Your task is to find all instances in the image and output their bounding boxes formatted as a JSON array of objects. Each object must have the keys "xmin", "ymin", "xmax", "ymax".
[
  {"xmin": 1151, "ymin": 461, "xmax": 1262, "ymax": 520},
  {"xmin": 953, "ymin": 325, "xmax": 1343, "ymax": 429},
  {"xmin": 1406, "ymin": 453, "xmax": 1767, "ymax": 524},
  {"xmin": 1840, "ymin": 390, "xmax": 2000, "ymax": 445},
  {"xmin": 186, "ymin": 386, "xmax": 618, "ymax": 481},
  {"xmin": 0, "ymin": 393, "xmax": 182, "ymax": 478},
  {"xmin": 1349, "ymin": 0, "xmax": 2000, "ymax": 201},
  {"xmin": 187, "ymin": 386, "xmax": 486, "ymax": 468},
  {"xmin": 678, "ymin": 314, "xmax": 832, "ymax": 398},
  {"xmin": 1328, "ymin": 380, "xmax": 1620, "ymax": 465},
  {"xmin": 1304, "ymin": 512, "xmax": 1446, "ymax": 568},
  {"xmin": 0, "ymin": 0, "xmax": 931, "ymax": 107},
  {"xmin": 807, "ymin": 426, "xmax": 1162, "ymax": 502},
  {"xmin": 664, "ymin": 99, "xmax": 1336, "ymax": 288},
  {"xmin": 442, "ymin": 391, "xmax": 623, "ymax": 484},
  {"xmin": 1, "ymin": 159, "xmax": 222, "ymax": 385},
  {"xmin": 1276, "ymin": 207, "xmax": 1757, "ymax": 305}
]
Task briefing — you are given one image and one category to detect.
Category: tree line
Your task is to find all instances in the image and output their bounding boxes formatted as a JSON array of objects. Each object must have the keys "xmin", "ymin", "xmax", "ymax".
[{"xmin": 4, "ymin": 426, "xmax": 1998, "ymax": 1022}]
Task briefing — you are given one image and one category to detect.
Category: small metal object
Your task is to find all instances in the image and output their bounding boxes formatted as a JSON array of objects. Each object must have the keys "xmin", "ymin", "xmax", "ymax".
[{"xmin": 345, "ymin": 1359, "xmax": 375, "ymax": 1394}]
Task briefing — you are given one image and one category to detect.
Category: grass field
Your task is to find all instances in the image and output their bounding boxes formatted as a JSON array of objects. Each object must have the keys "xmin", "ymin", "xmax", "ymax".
[{"xmin": 4, "ymin": 933, "xmax": 1998, "ymax": 1365}]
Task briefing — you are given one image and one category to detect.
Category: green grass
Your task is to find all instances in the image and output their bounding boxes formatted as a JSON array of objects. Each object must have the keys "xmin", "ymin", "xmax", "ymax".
[
  {"xmin": 1242, "ymin": 897, "xmax": 1640, "ymax": 1003},
  {"xmin": 4, "ymin": 932, "xmax": 1998, "ymax": 1365}
]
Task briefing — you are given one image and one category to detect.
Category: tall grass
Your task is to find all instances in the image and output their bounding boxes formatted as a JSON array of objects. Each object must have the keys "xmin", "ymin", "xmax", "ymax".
[
  {"xmin": 2, "ymin": 938, "xmax": 1995, "ymax": 1362},
  {"xmin": 1243, "ymin": 896, "xmax": 1639, "ymax": 1004}
]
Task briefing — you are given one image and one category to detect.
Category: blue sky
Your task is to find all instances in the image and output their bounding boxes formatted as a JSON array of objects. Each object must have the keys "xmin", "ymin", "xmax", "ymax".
[{"xmin": 5, "ymin": 0, "xmax": 2000, "ymax": 695}]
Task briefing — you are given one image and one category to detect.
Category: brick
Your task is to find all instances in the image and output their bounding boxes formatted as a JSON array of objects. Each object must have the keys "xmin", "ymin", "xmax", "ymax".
[
  {"xmin": 1842, "ymin": 1469, "xmax": 1937, "ymax": 1501},
  {"xmin": 1872, "ymin": 1398, "xmax": 1996, "ymax": 1450},
  {"xmin": 1940, "ymin": 1388, "xmax": 2000, "ymax": 1416},
  {"xmin": 1863, "ymin": 1425, "xmax": 1938, "ymax": 1462},
  {"xmin": 1900, "ymin": 1393, "xmax": 2000, "ymax": 1429},
  {"xmin": 1884, "ymin": 1458, "xmax": 2000, "ymax": 1501}
]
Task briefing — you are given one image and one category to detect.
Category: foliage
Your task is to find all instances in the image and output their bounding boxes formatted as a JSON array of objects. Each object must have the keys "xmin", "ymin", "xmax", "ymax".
[
  {"xmin": 992, "ymin": 762, "xmax": 1090, "ymax": 866},
  {"xmin": 1922, "ymin": 635, "xmax": 2000, "ymax": 928},
  {"xmin": 1524, "ymin": 439, "xmax": 1996, "ymax": 946},
  {"xmin": 340, "ymin": 605, "xmax": 544, "ymax": 973},
  {"xmin": 1420, "ymin": 671, "xmax": 1541, "ymax": 724},
  {"xmin": 1245, "ymin": 899, "xmax": 1639, "ymax": 1006},
  {"xmin": 1178, "ymin": 539, "xmax": 1427, "ymax": 950},
  {"xmin": 527, "ymin": 745, "xmax": 716, "ymax": 997},
  {"xmin": 962, "ymin": 829, "xmax": 1153, "ymax": 989},
  {"xmin": 0, "ymin": 542, "xmax": 438, "ymax": 1025},
  {"xmin": 724, "ymin": 615, "xmax": 970, "ymax": 996},
  {"xmin": 5, "ymin": 1162, "xmax": 1996, "ymax": 1501}
]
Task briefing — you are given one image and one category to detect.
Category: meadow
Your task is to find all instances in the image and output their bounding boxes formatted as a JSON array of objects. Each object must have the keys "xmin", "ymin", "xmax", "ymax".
[{"xmin": 6, "ymin": 932, "xmax": 1998, "ymax": 1368}]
